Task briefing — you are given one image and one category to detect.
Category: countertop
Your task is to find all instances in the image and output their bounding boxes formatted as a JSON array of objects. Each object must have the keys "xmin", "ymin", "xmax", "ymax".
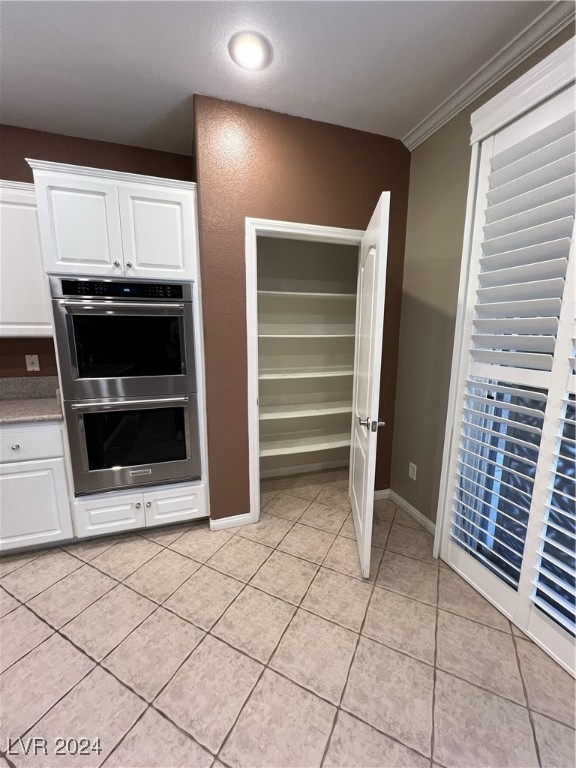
[{"xmin": 0, "ymin": 397, "xmax": 63, "ymax": 425}]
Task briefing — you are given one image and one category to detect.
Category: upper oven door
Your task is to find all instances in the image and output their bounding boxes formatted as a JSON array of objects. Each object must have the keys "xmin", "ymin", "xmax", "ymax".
[{"xmin": 53, "ymin": 298, "xmax": 196, "ymax": 399}]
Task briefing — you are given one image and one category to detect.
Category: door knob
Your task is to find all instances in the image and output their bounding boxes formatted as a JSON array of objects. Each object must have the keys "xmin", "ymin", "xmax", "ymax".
[
  {"xmin": 358, "ymin": 416, "xmax": 370, "ymax": 428},
  {"xmin": 371, "ymin": 419, "xmax": 386, "ymax": 432},
  {"xmin": 126, "ymin": 262, "xmax": 133, "ymax": 268},
  {"xmin": 11, "ymin": 444, "xmax": 20, "ymax": 450},
  {"xmin": 146, "ymin": 502, "xmax": 151, "ymax": 508},
  {"xmin": 135, "ymin": 503, "xmax": 141, "ymax": 509},
  {"xmin": 113, "ymin": 261, "xmax": 121, "ymax": 268}
]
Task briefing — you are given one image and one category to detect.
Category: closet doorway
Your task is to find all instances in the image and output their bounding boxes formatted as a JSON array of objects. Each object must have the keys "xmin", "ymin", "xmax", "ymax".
[{"xmin": 246, "ymin": 199, "xmax": 390, "ymax": 577}]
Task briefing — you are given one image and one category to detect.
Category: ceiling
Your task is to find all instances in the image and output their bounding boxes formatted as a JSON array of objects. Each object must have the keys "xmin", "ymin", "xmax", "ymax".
[{"xmin": 0, "ymin": 1, "xmax": 568, "ymax": 156}]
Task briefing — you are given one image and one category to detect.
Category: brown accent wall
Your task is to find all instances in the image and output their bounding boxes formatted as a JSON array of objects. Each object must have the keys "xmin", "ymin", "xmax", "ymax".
[
  {"xmin": 0, "ymin": 338, "xmax": 58, "ymax": 377},
  {"xmin": 0, "ymin": 124, "xmax": 194, "ymax": 183},
  {"xmin": 194, "ymin": 96, "xmax": 411, "ymax": 519}
]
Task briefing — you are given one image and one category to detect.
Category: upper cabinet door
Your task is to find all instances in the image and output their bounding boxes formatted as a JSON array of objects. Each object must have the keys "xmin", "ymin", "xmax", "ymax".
[
  {"xmin": 34, "ymin": 172, "xmax": 124, "ymax": 276},
  {"xmin": 118, "ymin": 184, "xmax": 197, "ymax": 280},
  {"xmin": 0, "ymin": 183, "xmax": 52, "ymax": 336}
]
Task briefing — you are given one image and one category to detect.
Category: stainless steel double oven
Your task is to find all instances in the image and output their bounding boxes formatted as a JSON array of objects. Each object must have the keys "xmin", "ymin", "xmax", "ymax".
[{"xmin": 50, "ymin": 277, "xmax": 201, "ymax": 495}]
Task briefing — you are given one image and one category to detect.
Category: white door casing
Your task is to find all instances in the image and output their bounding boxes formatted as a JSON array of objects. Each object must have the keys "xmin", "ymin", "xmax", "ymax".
[{"xmin": 350, "ymin": 192, "xmax": 391, "ymax": 578}]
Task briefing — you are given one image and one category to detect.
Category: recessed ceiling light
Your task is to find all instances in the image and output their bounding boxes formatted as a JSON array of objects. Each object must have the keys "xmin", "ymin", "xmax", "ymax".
[{"xmin": 228, "ymin": 31, "xmax": 272, "ymax": 71}]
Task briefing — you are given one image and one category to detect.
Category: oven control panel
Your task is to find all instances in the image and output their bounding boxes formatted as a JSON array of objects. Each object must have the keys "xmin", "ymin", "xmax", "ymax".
[{"xmin": 60, "ymin": 280, "xmax": 184, "ymax": 299}]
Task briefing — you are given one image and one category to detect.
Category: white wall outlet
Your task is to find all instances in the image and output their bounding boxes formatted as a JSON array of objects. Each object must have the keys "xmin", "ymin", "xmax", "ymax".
[
  {"xmin": 25, "ymin": 354, "xmax": 40, "ymax": 372},
  {"xmin": 409, "ymin": 462, "xmax": 417, "ymax": 481}
]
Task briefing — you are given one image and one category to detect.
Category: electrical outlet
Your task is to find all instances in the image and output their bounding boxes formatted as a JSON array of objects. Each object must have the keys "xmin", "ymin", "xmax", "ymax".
[
  {"xmin": 409, "ymin": 462, "xmax": 417, "ymax": 481},
  {"xmin": 25, "ymin": 354, "xmax": 40, "ymax": 372}
]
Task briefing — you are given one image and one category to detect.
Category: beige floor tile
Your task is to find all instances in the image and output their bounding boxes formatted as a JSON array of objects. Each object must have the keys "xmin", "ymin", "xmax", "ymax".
[
  {"xmin": 532, "ymin": 712, "xmax": 576, "ymax": 768},
  {"xmin": 437, "ymin": 611, "xmax": 524, "ymax": 703},
  {"xmin": 376, "ymin": 550, "xmax": 438, "ymax": 605},
  {"xmin": 124, "ymin": 549, "xmax": 200, "ymax": 603},
  {"xmin": 516, "ymin": 638, "xmax": 576, "ymax": 727},
  {"xmin": 299, "ymin": 502, "xmax": 348, "ymax": 534},
  {"xmin": 62, "ymin": 584, "xmax": 155, "ymax": 661},
  {"xmin": 236, "ymin": 512, "xmax": 293, "ymax": 548},
  {"xmin": 0, "ymin": 586, "xmax": 19, "ymax": 618},
  {"xmin": 338, "ymin": 514, "xmax": 355, "ymax": 539},
  {"xmin": 260, "ymin": 490, "xmax": 277, "ymax": 509},
  {"xmin": 373, "ymin": 498, "xmax": 396, "ymax": 522},
  {"xmin": 342, "ymin": 636, "xmax": 434, "ymax": 756},
  {"xmin": 155, "ymin": 635, "xmax": 262, "ymax": 753},
  {"xmin": 11, "ymin": 667, "xmax": 146, "ymax": 768},
  {"xmin": 0, "ymin": 606, "xmax": 53, "ymax": 673},
  {"xmin": 0, "ymin": 634, "xmax": 93, "ymax": 742},
  {"xmin": 363, "ymin": 588, "xmax": 436, "ymax": 664},
  {"xmin": 386, "ymin": 523, "xmax": 435, "ymax": 564},
  {"xmin": 103, "ymin": 608, "xmax": 204, "ymax": 701},
  {"xmin": 324, "ymin": 710, "xmax": 430, "ymax": 768},
  {"xmin": 315, "ymin": 486, "xmax": 351, "ymax": 511},
  {"xmin": 164, "ymin": 566, "xmax": 243, "ymax": 630},
  {"xmin": 0, "ymin": 550, "xmax": 81, "ymax": 602},
  {"xmin": 394, "ymin": 508, "xmax": 424, "ymax": 529},
  {"xmin": 434, "ymin": 670, "xmax": 538, "ymax": 768},
  {"xmin": 105, "ymin": 708, "xmax": 213, "ymax": 768},
  {"xmin": 64, "ymin": 535, "xmax": 127, "ymax": 563},
  {"xmin": 323, "ymin": 536, "xmax": 383, "ymax": 582},
  {"xmin": 438, "ymin": 568, "xmax": 510, "ymax": 632},
  {"xmin": 270, "ymin": 609, "xmax": 357, "ymax": 704},
  {"xmin": 302, "ymin": 567, "xmax": 371, "ymax": 631},
  {"xmin": 168, "ymin": 525, "xmax": 233, "ymax": 562},
  {"xmin": 220, "ymin": 669, "xmax": 335, "ymax": 768},
  {"xmin": 277, "ymin": 523, "xmax": 336, "ymax": 564},
  {"xmin": 28, "ymin": 565, "xmax": 115, "ymax": 628},
  {"xmin": 249, "ymin": 550, "xmax": 317, "ymax": 605},
  {"xmin": 90, "ymin": 536, "xmax": 163, "ymax": 580},
  {"xmin": 371, "ymin": 517, "xmax": 392, "ymax": 548},
  {"xmin": 264, "ymin": 493, "xmax": 311, "ymax": 521},
  {"xmin": 207, "ymin": 536, "xmax": 272, "ymax": 582},
  {"xmin": 212, "ymin": 586, "xmax": 295, "ymax": 663},
  {"xmin": 281, "ymin": 483, "xmax": 324, "ymax": 501},
  {"xmin": 138, "ymin": 523, "xmax": 191, "ymax": 546},
  {"xmin": 0, "ymin": 551, "xmax": 42, "ymax": 578}
]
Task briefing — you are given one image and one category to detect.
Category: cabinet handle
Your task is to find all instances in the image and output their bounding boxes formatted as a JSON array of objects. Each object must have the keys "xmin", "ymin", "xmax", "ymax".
[
  {"xmin": 113, "ymin": 261, "xmax": 121, "ymax": 268},
  {"xmin": 146, "ymin": 502, "xmax": 152, "ymax": 508},
  {"xmin": 135, "ymin": 502, "xmax": 141, "ymax": 509},
  {"xmin": 126, "ymin": 262, "xmax": 133, "ymax": 268},
  {"xmin": 11, "ymin": 444, "xmax": 20, "ymax": 450}
]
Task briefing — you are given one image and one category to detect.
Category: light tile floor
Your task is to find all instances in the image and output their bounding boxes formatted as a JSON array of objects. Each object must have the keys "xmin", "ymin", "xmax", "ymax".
[{"xmin": 0, "ymin": 469, "xmax": 575, "ymax": 768}]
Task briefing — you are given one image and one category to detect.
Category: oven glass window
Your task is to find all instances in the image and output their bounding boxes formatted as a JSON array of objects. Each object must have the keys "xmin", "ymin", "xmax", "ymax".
[
  {"xmin": 83, "ymin": 407, "xmax": 187, "ymax": 470},
  {"xmin": 72, "ymin": 316, "xmax": 184, "ymax": 378}
]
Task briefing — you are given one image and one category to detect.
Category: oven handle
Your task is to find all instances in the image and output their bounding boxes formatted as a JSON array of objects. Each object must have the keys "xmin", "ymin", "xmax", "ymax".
[
  {"xmin": 59, "ymin": 300, "xmax": 184, "ymax": 314},
  {"xmin": 70, "ymin": 396, "xmax": 189, "ymax": 412}
]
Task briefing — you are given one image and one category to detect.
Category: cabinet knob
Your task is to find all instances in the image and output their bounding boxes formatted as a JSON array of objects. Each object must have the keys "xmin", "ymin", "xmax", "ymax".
[
  {"xmin": 126, "ymin": 262, "xmax": 133, "ymax": 268},
  {"xmin": 11, "ymin": 444, "xmax": 20, "ymax": 450},
  {"xmin": 146, "ymin": 501, "xmax": 152, "ymax": 508},
  {"xmin": 135, "ymin": 502, "xmax": 141, "ymax": 509},
  {"xmin": 113, "ymin": 260, "xmax": 121, "ymax": 268}
]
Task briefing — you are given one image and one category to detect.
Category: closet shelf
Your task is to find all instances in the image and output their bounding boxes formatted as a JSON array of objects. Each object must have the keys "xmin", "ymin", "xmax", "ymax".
[
  {"xmin": 259, "ymin": 432, "xmax": 351, "ymax": 457},
  {"xmin": 259, "ymin": 367, "xmax": 354, "ymax": 380},
  {"xmin": 259, "ymin": 402, "xmax": 353, "ymax": 420},
  {"xmin": 258, "ymin": 290, "xmax": 356, "ymax": 299},
  {"xmin": 258, "ymin": 333, "xmax": 355, "ymax": 339}
]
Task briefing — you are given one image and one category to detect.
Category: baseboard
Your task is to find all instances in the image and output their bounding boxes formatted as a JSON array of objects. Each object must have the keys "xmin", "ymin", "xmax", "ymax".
[
  {"xmin": 260, "ymin": 459, "xmax": 348, "ymax": 479},
  {"xmin": 389, "ymin": 491, "xmax": 436, "ymax": 535},
  {"xmin": 209, "ymin": 512, "xmax": 254, "ymax": 531},
  {"xmin": 373, "ymin": 489, "xmax": 390, "ymax": 501}
]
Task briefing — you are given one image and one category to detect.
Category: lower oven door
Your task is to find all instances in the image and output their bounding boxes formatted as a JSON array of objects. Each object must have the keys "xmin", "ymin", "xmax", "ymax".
[{"xmin": 65, "ymin": 395, "xmax": 201, "ymax": 495}]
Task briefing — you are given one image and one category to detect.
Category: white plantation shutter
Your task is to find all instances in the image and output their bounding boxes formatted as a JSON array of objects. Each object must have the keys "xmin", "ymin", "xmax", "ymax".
[{"xmin": 439, "ymin": 46, "xmax": 576, "ymax": 674}]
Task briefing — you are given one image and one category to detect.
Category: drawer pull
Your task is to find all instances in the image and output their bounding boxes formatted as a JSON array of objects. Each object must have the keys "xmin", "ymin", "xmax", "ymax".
[{"xmin": 11, "ymin": 444, "xmax": 20, "ymax": 450}]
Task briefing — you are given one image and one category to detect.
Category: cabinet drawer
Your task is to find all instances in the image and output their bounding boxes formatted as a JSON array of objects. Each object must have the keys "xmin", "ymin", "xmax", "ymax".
[
  {"xmin": 144, "ymin": 483, "xmax": 207, "ymax": 527},
  {"xmin": 73, "ymin": 491, "xmax": 145, "ymax": 538},
  {"xmin": 0, "ymin": 424, "xmax": 63, "ymax": 463}
]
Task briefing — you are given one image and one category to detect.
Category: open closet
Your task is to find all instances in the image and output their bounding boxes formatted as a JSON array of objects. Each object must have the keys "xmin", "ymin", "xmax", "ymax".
[{"xmin": 256, "ymin": 237, "xmax": 360, "ymax": 480}]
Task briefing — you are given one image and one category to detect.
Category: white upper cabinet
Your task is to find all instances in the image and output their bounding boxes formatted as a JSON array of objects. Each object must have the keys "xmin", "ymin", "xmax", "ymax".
[
  {"xmin": 0, "ymin": 182, "xmax": 52, "ymax": 336},
  {"xmin": 29, "ymin": 161, "xmax": 198, "ymax": 281}
]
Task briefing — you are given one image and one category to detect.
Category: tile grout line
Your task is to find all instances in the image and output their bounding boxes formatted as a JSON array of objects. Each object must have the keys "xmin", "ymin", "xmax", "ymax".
[{"xmin": 510, "ymin": 628, "xmax": 543, "ymax": 768}]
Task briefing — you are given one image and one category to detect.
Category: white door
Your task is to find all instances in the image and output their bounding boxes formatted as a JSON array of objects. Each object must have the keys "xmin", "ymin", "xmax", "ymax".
[
  {"xmin": 350, "ymin": 193, "xmax": 390, "ymax": 578},
  {"xmin": 144, "ymin": 483, "xmax": 207, "ymax": 527},
  {"xmin": 73, "ymin": 491, "xmax": 145, "ymax": 538},
  {"xmin": 118, "ymin": 184, "xmax": 197, "ymax": 280},
  {"xmin": 33, "ymin": 172, "xmax": 124, "ymax": 276},
  {"xmin": 0, "ymin": 458, "xmax": 72, "ymax": 551}
]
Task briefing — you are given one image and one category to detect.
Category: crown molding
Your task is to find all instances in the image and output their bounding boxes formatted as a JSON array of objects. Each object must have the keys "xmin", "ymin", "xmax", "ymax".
[
  {"xmin": 471, "ymin": 38, "xmax": 575, "ymax": 144},
  {"xmin": 26, "ymin": 159, "xmax": 196, "ymax": 191},
  {"xmin": 0, "ymin": 179, "xmax": 36, "ymax": 200},
  {"xmin": 402, "ymin": 2, "xmax": 575, "ymax": 151}
]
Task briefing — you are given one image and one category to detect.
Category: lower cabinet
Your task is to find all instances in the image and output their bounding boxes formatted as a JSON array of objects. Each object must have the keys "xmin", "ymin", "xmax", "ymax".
[
  {"xmin": 0, "ymin": 457, "xmax": 73, "ymax": 550},
  {"xmin": 73, "ymin": 482, "xmax": 207, "ymax": 538}
]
